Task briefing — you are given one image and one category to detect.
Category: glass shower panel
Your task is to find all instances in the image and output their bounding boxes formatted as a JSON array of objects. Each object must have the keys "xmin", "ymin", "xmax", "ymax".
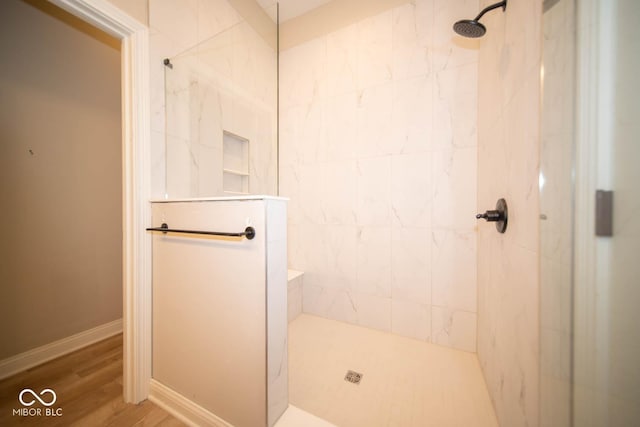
[{"xmin": 164, "ymin": 4, "xmax": 278, "ymax": 198}]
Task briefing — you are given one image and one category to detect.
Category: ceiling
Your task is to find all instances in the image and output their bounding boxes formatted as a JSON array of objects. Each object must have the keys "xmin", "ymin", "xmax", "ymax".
[{"xmin": 256, "ymin": 0, "xmax": 333, "ymax": 23}]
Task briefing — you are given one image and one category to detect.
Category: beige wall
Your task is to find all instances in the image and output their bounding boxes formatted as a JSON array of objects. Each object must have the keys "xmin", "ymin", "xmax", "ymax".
[
  {"xmin": 108, "ymin": 0, "xmax": 148, "ymax": 26},
  {"xmin": 279, "ymin": 0, "xmax": 409, "ymax": 50},
  {"xmin": 476, "ymin": 0, "xmax": 542, "ymax": 425},
  {"xmin": 0, "ymin": 0, "xmax": 122, "ymax": 359},
  {"xmin": 228, "ymin": 0, "xmax": 277, "ymax": 49}
]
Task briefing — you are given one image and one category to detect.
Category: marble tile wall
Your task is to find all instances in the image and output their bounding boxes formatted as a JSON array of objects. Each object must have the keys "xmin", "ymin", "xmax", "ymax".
[
  {"xmin": 539, "ymin": 0, "xmax": 574, "ymax": 425},
  {"xmin": 476, "ymin": 0, "xmax": 542, "ymax": 426},
  {"xmin": 280, "ymin": 0, "xmax": 480, "ymax": 352},
  {"xmin": 149, "ymin": 0, "xmax": 277, "ymax": 199},
  {"xmin": 288, "ymin": 270, "xmax": 304, "ymax": 323},
  {"xmin": 266, "ymin": 199, "xmax": 289, "ymax": 426}
]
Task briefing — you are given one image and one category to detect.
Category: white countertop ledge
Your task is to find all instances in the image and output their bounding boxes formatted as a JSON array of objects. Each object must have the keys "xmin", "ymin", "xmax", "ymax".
[{"xmin": 150, "ymin": 195, "xmax": 289, "ymax": 203}]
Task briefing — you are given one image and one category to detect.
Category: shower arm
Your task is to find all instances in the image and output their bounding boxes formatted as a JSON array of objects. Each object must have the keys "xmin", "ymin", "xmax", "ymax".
[{"xmin": 473, "ymin": 1, "xmax": 507, "ymax": 22}]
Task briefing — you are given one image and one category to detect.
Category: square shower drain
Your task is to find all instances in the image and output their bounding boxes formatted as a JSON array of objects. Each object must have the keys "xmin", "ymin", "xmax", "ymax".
[{"xmin": 344, "ymin": 370, "xmax": 363, "ymax": 385}]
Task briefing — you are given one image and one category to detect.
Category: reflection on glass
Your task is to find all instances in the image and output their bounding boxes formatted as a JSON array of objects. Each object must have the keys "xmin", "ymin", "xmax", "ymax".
[{"xmin": 164, "ymin": 2, "xmax": 278, "ymax": 198}]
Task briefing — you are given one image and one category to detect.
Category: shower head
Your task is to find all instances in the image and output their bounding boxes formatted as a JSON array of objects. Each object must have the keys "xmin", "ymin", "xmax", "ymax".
[
  {"xmin": 453, "ymin": 0, "xmax": 507, "ymax": 38},
  {"xmin": 453, "ymin": 20, "xmax": 487, "ymax": 38}
]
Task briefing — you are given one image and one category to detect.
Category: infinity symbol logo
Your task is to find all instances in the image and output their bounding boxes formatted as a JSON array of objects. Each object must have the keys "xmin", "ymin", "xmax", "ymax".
[{"xmin": 18, "ymin": 389, "xmax": 57, "ymax": 407}]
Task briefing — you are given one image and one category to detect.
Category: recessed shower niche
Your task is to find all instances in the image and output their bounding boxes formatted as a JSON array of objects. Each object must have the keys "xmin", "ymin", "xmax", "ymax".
[
  {"xmin": 223, "ymin": 131, "xmax": 250, "ymax": 194},
  {"xmin": 163, "ymin": 13, "xmax": 278, "ymax": 198}
]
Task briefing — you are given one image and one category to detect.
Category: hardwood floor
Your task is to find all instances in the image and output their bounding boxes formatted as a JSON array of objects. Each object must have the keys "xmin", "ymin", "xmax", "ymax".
[{"xmin": 0, "ymin": 334, "xmax": 184, "ymax": 426}]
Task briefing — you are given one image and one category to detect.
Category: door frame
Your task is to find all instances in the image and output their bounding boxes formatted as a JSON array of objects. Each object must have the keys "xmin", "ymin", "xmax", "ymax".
[
  {"xmin": 49, "ymin": 0, "xmax": 151, "ymax": 404},
  {"xmin": 573, "ymin": 0, "xmax": 616, "ymax": 423}
]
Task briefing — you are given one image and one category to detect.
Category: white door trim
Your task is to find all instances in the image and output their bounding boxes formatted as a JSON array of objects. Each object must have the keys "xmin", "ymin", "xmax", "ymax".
[{"xmin": 48, "ymin": 0, "xmax": 151, "ymax": 404}]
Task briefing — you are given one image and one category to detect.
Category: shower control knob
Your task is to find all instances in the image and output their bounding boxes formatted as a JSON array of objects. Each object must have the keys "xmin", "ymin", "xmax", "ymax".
[
  {"xmin": 476, "ymin": 198, "xmax": 508, "ymax": 233},
  {"xmin": 476, "ymin": 210, "xmax": 502, "ymax": 221}
]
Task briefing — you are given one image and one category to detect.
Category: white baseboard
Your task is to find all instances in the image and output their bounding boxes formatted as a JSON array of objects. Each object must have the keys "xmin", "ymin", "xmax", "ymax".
[
  {"xmin": 0, "ymin": 318, "xmax": 123, "ymax": 380},
  {"xmin": 148, "ymin": 379, "xmax": 233, "ymax": 427}
]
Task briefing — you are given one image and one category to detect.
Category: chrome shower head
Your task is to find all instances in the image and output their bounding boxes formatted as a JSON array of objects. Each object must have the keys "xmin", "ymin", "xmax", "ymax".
[{"xmin": 453, "ymin": 0, "xmax": 507, "ymax": 38}]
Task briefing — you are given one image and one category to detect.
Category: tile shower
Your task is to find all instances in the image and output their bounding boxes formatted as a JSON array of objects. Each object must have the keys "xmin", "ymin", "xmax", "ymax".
[
  {"xmin": 148, "ymin": 0, "xmax": 542, "ymax": 426},
  {"xmin": 280, "ymin": 0, "xmax": 479, "ymax": 352},
  {"xmin": 150, "ymin": 0, "xmax": 481, "ymax": 352}
]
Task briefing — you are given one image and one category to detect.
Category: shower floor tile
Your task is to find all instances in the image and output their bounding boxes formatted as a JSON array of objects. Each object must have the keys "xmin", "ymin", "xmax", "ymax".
[{"xmin": 289, "ymin": 314, "xmax": 498, "ymax": 427}]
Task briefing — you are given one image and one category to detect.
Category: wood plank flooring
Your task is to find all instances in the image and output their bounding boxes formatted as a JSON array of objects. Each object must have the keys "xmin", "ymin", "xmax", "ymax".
[{"xmin": 0, "ymin": 334, "xmax": 184, "ymax": 426}]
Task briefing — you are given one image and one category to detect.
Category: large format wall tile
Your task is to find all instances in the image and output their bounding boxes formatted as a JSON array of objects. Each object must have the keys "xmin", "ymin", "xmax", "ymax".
[
  {"xmin": 392, "ymin": 3, "xmax": 432, "ymax": 81},
  {"xmin": 356, "ymin": 10, "xmax": 393, "ymax": 89},
  {"xmin": 281, "ymin": 0, "xmax": 479, "ymax": 351},
  {"xmin": 390, "ymin": 77, "xmax": 433, "ymax": 154},
  {"xmin": 391, "ymin": 227, "xmax": 431, "ymax": 305},
  {"xmin": 390, "ymin": 152, "xmax": 432, "ymax": 228},
  {"xmin": 477, "ymin": 0, "xmax": 542, "ymax": 425},
  {"xmin": 431, "ymin": 229, "xmax": 477, "ymax": 313},
  {"xmin": 356, "ymin": 157, "xmax": 392, "ymax": 227},
  {"xmin": 431, "ymin": 306, "xmax": 477, "ymax": 352}
]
